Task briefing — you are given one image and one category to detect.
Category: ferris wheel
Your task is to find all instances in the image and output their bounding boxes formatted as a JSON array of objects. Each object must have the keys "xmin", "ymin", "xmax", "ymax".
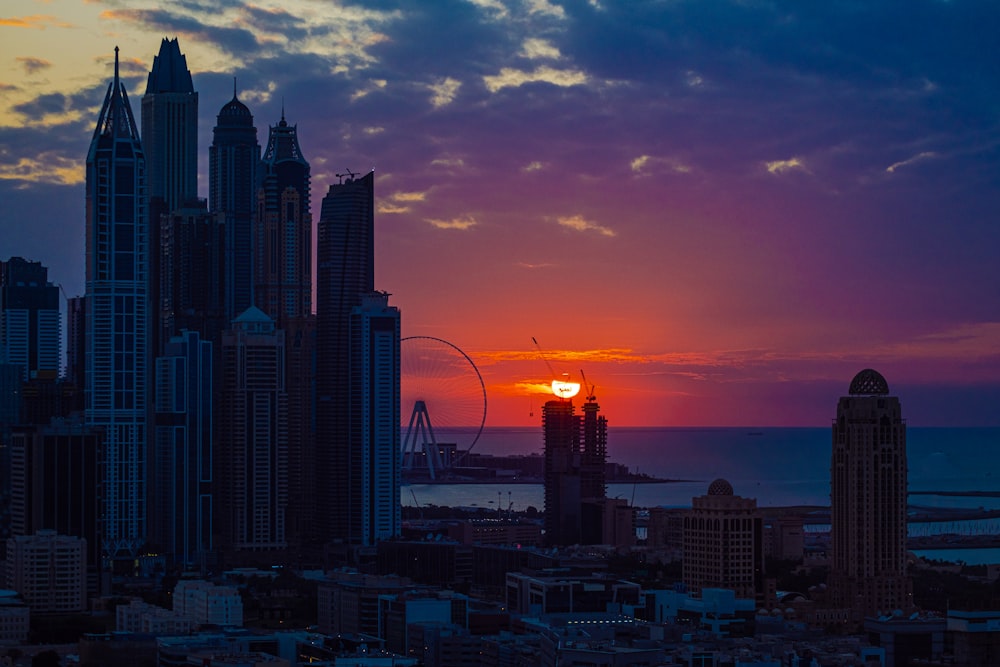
[{"xmin": 400, "ymin": 336, "xmax": 487, "ymax": 479}]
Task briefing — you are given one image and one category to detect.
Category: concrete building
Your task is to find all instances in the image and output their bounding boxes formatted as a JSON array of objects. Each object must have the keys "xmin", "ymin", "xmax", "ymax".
[
  {"xmin": 174, "ymin": 579, "xmax": 244, "ymax": 627},
  {"xmin": 116, "ymin": 598, "xmax": 197, "ymax": 634},
  {"xmin": 5, "ymin": 530, "xmax": 86, "ymax": 613},
  {"xmin": 542, "ymin": 393, "xmax": 609, "ymax": 547},
  {"xmin": 682, "ymin": 479, "xmax": 763, "ymax": 601},
  {"xmin": 829, "ymin": 369, "xmax": 912, "ymax": 621},
  {"xmin": 8, "ymin": 418, "xmax": 101, "ymax": 592},
  {"xmin": 0, "ymin": 590, "xmax": 30, "ymax": 644},
  {"xmin": 0, "ymin": 257, "xmax": 60, "ymax": 382}
]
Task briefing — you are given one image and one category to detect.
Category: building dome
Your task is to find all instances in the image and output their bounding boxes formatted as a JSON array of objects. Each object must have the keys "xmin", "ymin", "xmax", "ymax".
[
  {"xmin": 218, "ymin": 95, "xmax": 252, "ymax": 123},
  {"xmin": 848, "ymin": 369, "xmax": 889, "ymax": 396},
  {"xmin": 708, "ymin": 478, "xmax": 734, "ymax": 496}
]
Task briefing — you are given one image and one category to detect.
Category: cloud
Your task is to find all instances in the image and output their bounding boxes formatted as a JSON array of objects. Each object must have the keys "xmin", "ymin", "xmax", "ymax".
[
  {"xmin": 522, "ymin": 161, "xmax": 545, "ymax": 172},
  {"xmin": 377, "ymin": 190, "xmax": 428, "ymax": 214},
  {"xmin": 630, "ymin": 154, "xmax": 692, "ymax": 175},
  {"xmin": 428, "ymin": 77, "xmax": 461, "ymax": 108},
  {"xmin": 350, "ymin": 79, "xmax": 387, "ymax": 101},
  {"xmin": 430, "ymin": 157, "xmax": 466, "ymax": 169},
  {"xmin": 526, "ymin": 0, "xmax": 567, "ymax": 19},
  {"xmin": 390, "ymin": 191, "xmax": 428, "ymax": 202},
  {"xmin": 426, "ymin": 216, "xmax": 477, "ymax": 230},
  {"xmin": 0, "ymin": 153, "xmax": 84, "ymax": 185},
  {"xmin": 556, "ymin": 214, "xmax": 616, "ymax": 237},
  {"xmin": 0, "ymin": 15, "xmax": 71, "ymax": 29},
  {"xmin": 764, "ymin": 157, "xmax": 809, "ymax": 175},
  {"xmin": 16, "ymin": 57, "xmax": 53, "ymax": 75},
  {"xmin": 483, "ymin": 66, "xmax": 588, "ymax": 93},
  {"xmin": 886, "ymin": 151, "xmax": 938, "ymax": 173},
  {"xmin": 521, "ymin": 38, "xmax": 561, "ymax": 60}
]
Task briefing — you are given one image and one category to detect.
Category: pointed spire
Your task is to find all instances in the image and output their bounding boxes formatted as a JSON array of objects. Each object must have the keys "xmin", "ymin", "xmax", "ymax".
[
  {"xmin": 114, "ymin": 46, "xmax": 120, "ymax": 87},
  {"xmin": 233, "ymin": 76, "xmax": 238, "ymax": 100}
]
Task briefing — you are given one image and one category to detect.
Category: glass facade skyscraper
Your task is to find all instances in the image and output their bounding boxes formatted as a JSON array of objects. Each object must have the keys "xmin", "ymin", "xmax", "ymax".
[{"xmin": 85, "ymin": 48, "xmax": 148, "ymax": 561}]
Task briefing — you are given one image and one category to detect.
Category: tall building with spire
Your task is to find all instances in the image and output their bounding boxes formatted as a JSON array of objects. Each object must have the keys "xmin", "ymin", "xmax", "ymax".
[
  {"xmin": 255, "ymin": 112, "xmax": 311, "ymax": 324},
  {"xmin": 829, "ymin": 369, "xmax": 912, "ymax": 622},
  {"xmin": 85, "ymin": 47, "xmax": 148, "ymax": 561},
  {"xmin": 210, "ymin": 86, "xmax": 259, "ymax": 320},
  {"xmin": 142, "ymin": 37, "xmax": 197, "ymax": 216},
  {"xmin": 255, "ymin": 113, "xmax": 314, "ymax": 551},
  {"xmin": 142, "ymin": 37, "xmax": 199, "ymax": 368},
  {"xmin": 316, "ymin": 172, "xmax": 375, "ymax": 546}
]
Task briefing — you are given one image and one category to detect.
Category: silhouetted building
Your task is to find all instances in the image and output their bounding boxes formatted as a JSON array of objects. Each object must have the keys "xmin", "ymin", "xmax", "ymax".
[
  {"xmin": 85, "ymin": 47, "xmax": 148, "ymax": 561},
  {"xmin": 157, "ymin": 199, "xmax": 227, "ymax": 347},
  {"xmin": 316, "ymin": 171, "xmax": 376, "ymax": 547},
  {"xmin": 0, "ymin": 257, "xmax": 60, "ymax": 382},
  {"xmin": 142, "ymin": 37, "xmax": 198, "ymax": 366},
  {"xmin": 65, "ymin": 295, "xmax": 86, "ymax": 399},
  {"xmin": 8, "ymin": 418, "xmax": 101, "ymax": 585},
  {"xmin": 142, "ymin": 37, "xmax": 197, "ymax": 216},
  {"xmin": 217, "ymin": 307, "xmax": 287, "ymax": 554},
  {"xmin": 255, "ymin": 113, "xmax": 311, "ymax": 324},
  {"xmin": 829, "ymin": 368, "xmax": 912, "ymax": 621},
  {"xmin": 6, "ymin": 530, "xmax": 87, "ymax": 613},
  {"xmin": 542, "ymin": 395, "xmax": 609, "ymax": 547},
  {"xmin": 682, "ymin": 479, "xmax": 763, "ymax": 601},
  {"xmin": 210, "ymin": 87, "xmax": 259, "ymax": 320},
  {"xmin": 255, "ymin": 113, "xmax": 314, "ymax": 551},
  {"xmin": 153, "ymin": 330, "xmax": 213, "ymax": 566},
  {"xmin": 348, "ymin": 292, "xmax": 400, "ymax": 545}
]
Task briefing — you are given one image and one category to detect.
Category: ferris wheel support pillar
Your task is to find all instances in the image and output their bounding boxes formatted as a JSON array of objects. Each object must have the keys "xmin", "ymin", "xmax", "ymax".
[{"xmin": 402, "ymin": 400, "xmax": 445, "ymax": 479}]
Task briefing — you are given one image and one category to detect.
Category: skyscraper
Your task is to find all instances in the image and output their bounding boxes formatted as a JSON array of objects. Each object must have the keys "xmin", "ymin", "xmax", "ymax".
[
  {"xmin": 141, "ymin": 37, "xmax": 197, "ymax": 216},
  {"xmin": 217, "ymin": 307, "xmax": 287, "ymax": 553},
  {"xmin": 682, "ymin": 479, "xmax": 763, "ymax": 600},
  {"xmin": 255, "ymin": 112, "xmax": 314, "ymax": 550},
  {"xmin": 209, "ymin": 88, "xmax": 259, "ymax": 321},
  {"xmin": 541, "ymin": 387, "xmax": 609, "ymax": 547},
  {"xmin": 542, "ymin": 398, "xmax": 580, "ymax": 547},
  {"xmin": 348, "ymin": 292, "xmax": 400, "ymax": 545},
  {"xmin": 255, "ymin": 113, "xmax": 311, "ymax": 324},
  {"xmin": 153, "ymin": 330, "xmax": 213, "ymax": 566},
  {"xmin": 85, "ymin": 47, "xmax": 148, "ymax": 561},
  {"xmin": 0, "ymin": 257, "xmax": 60, "ymax": 381},
  {"xmin": 829, "ymin": 369, "xmax": 911, "ymax": 621},
  {"xmin": 316, "ymin": 171, "xmax": 375, "ymax": 546}
]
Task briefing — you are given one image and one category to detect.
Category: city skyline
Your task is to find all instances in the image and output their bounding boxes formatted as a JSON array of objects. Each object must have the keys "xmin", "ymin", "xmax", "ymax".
[{"xmin": 2, "ymin": 2, "xmax": 999, "ymax": 427}]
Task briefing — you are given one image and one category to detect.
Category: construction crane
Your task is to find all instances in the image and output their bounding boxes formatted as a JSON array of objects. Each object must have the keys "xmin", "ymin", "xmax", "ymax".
[
  {"xmin": 531, "ymin": 337, "xmax": 580, "ymax": 399},
  {"xmin": 580, "ymin": 369, "xmax": 597, "ymax": 401}
]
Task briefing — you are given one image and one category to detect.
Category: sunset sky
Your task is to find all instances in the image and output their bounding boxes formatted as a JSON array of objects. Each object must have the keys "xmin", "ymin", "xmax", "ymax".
[{"xmin": 2, "ymin": 0, "xmax": 999, "ymax": 427}]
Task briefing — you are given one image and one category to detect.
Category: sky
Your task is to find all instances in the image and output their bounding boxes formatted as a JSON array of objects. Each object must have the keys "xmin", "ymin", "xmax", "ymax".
[{"xmin": 2, "ymin": 0, "xmax": 999, "ymax": 428}]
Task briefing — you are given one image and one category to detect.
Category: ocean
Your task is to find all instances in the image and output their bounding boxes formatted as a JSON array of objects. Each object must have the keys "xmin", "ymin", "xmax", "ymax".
[{"xmin": 406, "ymin": 426, "xmax": 1000, "ymax": 563}]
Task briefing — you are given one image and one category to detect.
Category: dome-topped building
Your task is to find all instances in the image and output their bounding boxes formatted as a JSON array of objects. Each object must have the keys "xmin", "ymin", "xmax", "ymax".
[
  {"xmin": 683, "ymin": 479, "xmax": 762, "ymax": 601},
  {"xmin": 830, "ymin": 369, "xmax": 910, "ymax": 623},
  {"xmin": 848, "ymin": 368, "xmax": 889, "ymax": 396},
  {"xmin": 708, "ymin": 478, "xmax": 734, "ymax": 496}
]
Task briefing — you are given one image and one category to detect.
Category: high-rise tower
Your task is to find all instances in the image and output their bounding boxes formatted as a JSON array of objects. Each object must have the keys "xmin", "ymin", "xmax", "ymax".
[
  {"xmin": 141, "ymin": 37, "xmax": 197, "ymax": 216},
  {"xmin": 210, "ymin": 88, "xmax": 259, "ymax": 320},
  {"xmin": 255, "ymin": 113, "xmax": 311, "ymax": 324},
  {"xmin": 85, "ymin": 47, "xmax": 148, "ymax": 560},
  {"xmin": 348, "ymin": 292, "xmax": 400, "ymax": 545},
  {"xmin": 316, "ymin": 172, "xmax": 375, "ymax": 546},
  {"xmin": 540, "ymin": 379, "xmax": 610, "ymax": 547},
  {"xmin": 255, "ymin": 113, "xmax": 314, "ymax": 551},
  {"xmin": 217, "ymin": 307, "xmax": 287, "ymax": 553},
  {"xmin": 0, "ymin": 257, "xmax": 60, "ymax": 381},
  {"xmin": 829, "ymin": 369, "xmax": 911, "ymax": 621}
]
